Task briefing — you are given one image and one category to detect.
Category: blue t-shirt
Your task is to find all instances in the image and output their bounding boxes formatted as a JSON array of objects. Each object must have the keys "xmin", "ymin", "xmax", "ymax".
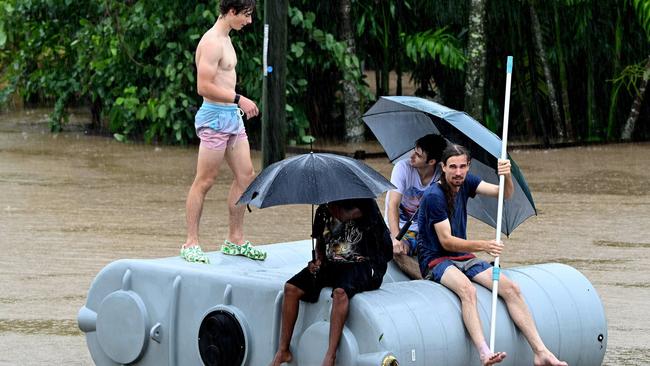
[{"xmin": 416, "ymin": 173, "xmax": 482, "ymax": 275}]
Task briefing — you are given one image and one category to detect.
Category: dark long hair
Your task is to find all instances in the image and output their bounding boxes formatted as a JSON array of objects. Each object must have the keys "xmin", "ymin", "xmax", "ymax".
[
  {"xmin": 219, "ymin": 0, "xmax": 256, "ymax": 15},
  {"xmin": 415, "ymin": 133, "xmax": 447, "ymax": 163},
  {"xmin": 439, "ymin": 144, "xmax": 471, "ymax": 218}
]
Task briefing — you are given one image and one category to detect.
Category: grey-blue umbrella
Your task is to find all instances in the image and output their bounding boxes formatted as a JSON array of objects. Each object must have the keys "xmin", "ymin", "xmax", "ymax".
[{"xmin": 362, "ymin": 96, "xmax": 536, "ymax": 235}]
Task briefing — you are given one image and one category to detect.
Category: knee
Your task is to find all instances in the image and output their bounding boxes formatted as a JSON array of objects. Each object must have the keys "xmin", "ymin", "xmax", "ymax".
[
  {"xmin": 284, "ymin": 283, "xmax": 302, "ymax": 299},
  {"xmin": 238, "ymin": 168, "xmax": 256, "ymax": 185},
  {"xmin": 193, "ymin": 176, "xmax": 215, "ymax": 193},
  {"xmin": 457, "ymin": 283, "xmax": 477, "ymax": 303},
  {"xmin": 500, "ymin": 281, "xmax": 522, "ymax": 301},
  {"xmin": 332, "ymin": 288, "xmax": 349, "ymax": 305}
]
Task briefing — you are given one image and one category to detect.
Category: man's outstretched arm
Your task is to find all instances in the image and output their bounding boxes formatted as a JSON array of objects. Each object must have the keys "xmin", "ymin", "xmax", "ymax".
[{"xmin": 475, "ymin": 159, "xmax": 514, "ymax": 199}]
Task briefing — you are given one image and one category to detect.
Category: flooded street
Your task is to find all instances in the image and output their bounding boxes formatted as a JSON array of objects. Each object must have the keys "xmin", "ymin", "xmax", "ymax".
[{"xmin": 0, "ymin": 109, "xmax": 649, "ymax": 365}]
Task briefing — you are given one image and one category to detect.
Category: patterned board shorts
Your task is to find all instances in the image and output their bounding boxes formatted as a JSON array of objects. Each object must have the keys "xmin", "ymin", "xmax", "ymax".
[{"xmin": 402, "ymin": 230, "xmax": 418, "ymax": 256}]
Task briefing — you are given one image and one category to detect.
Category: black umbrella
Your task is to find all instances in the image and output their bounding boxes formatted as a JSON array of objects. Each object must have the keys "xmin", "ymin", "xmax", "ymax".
[
  {"xmin": 238, "ymin": 152, "xmax": 395, "ymax": 208},
  {"xmin": 237, "ymin": 152, "xmax": 396, "ymax": 258},
  {"xmin": 363, "ymin": 96, "xmax": 536, "ymax": 235}
]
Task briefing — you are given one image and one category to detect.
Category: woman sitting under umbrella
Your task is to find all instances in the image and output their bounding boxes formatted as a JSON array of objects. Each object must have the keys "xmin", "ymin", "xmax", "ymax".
[{"xmin": 270, "ymin": 198, "xmax": 392, "ymax": 366}]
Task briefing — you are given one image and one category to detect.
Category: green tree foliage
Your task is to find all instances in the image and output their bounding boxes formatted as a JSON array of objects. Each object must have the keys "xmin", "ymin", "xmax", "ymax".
[
  {"xmin": 1, "ymin": 0, "xmax": 223, "ymax": 142},
  {"xmin": 399, "ymin": 1, "xmax": 470, "ymax": 107},
  {"xmin": 404, "ymin": 28, "xmax": 466, "ymax": 72},
  {"xmin": 482, "ymin": 0, "xmax": 650, "ymax": 141},
  {"xmin": 0, "ymin": 0, "xmax": 371, "ymax": 144},
  {"xmin": 633, "ymin": 0, "xmax": 650, "ymax": 40},
  {"xmin": 285, "ymin": 5, "xmax": 370, "ymax": 141},
  {"xmin": 1, "ymin": 0, "xmax": 649, "ymax": 143}
]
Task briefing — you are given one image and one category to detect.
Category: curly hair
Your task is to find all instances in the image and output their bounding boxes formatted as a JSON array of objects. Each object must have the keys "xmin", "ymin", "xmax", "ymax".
[{"xmin": 439, "ymin": 144, "xmax": 471, "ymax": 218}]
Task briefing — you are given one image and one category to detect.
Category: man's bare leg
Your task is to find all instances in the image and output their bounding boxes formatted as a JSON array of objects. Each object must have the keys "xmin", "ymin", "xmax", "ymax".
[
  {"xmin": 322, "ymin": 288, "xmax": 349, "ymax": 366},
  {"xmin": 224, "ymin": 139, "xmax": 255, "ymax": 245},
  {"xmin": 440, "ymin": 267, "xmax": 506, "ymax": 365},
  {"xmin": 393, "ymin": 254, "xmax": 423, "ymax": 280},
  {"xmin": 270, "ymin": 284, "xmax": 304, "ymax": 366},
  {"xmin": 183, "ymin": 145, "xmax": 226, "ymax": 248},
  {"xmin": 473, "ymin": 271, "xmax": 567, "ymax": 366}
]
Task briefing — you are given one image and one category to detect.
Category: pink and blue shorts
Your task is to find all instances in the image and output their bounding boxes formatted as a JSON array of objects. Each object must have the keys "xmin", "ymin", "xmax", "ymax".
[{"xmin": 195, "ymin": 101, "xmax": 248, "ymax": 151}]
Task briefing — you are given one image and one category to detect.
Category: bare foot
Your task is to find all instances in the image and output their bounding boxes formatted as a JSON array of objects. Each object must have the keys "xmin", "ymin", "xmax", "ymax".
[
  {"xmin": 270, "ymin": 349, "xmax": 292, "ymax": 366},
  {"xmin": 534, "ymin": 349, "xmax": 568, "ymax": 366},
  {"xmin": 480, "ymin": 351, "xmax": 507, "ymax": 365}
]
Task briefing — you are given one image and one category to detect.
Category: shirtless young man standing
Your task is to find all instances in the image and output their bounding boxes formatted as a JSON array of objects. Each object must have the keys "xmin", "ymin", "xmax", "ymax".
[{"xmin": 180, "ymin": 0, "xmax": 266, "ymax": 263}]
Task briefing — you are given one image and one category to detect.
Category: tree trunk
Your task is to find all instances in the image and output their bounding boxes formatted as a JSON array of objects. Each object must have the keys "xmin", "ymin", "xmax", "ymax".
[
  {"xmin": 506, "ymin": 5, "xmax": 536, "ymax": 141},
  {"xmin": 464, "ymin": 0, "xmax": 487, "ymax": 121},
  {"xmin": 515, "ymin": 58, "xmax": 535, "ymax": 141},
  {"xmin": 91, "ymin": 97, "xmax": 103, "ymax": 131},
  {"xmin": 526, "ymin": 35, "xmax": 550, "ymax": 146},
  {"xmin": 395, "ymin": 0, "xmax": 403, "ymax": 95},
  {"xmin": 262, "ymin": 0, "xmax": 288, "ymax": 167},
  {"xmin": 586, "ymin": 58, "xmax": 597, "ymax": 140},
  {"xmin": 375, "ymin": 69, "xmax": 381, "ymax": 98},
  {"xmin": 586, "ymin": 33, "xmax": 598, "ymax": 141},
  {"xmin": 606, "ymin": 4, "xmax": 624, "ymax": 140},
  {"xmin": 381, "ymin": 5, "xmax": 390, "ymax": 96},
  {"xmin": 552, "ymin": 1, "xmax": 574, "ymax": 140},
  {"xmin": 338, "ymin": 0, "xmax": 364, "ymax": 143},
  {"xmin": 621, "ymin": 56, "xmax": 650, "ymax": 140},
  {"xmin": 530, "ymin": 2, "xmax": 564, "ymax": 141}
]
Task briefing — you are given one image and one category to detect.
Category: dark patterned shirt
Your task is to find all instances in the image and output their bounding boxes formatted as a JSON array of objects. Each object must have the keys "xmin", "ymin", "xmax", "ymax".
[{"xmin": 312, "ymin": 199, "xmax": 392, "ymax": 266}]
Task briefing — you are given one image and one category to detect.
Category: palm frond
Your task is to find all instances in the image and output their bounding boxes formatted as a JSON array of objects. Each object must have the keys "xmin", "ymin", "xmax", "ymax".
[{"xmin": 632, "ymin": 0, "xmax": 650, "ymax": 40}]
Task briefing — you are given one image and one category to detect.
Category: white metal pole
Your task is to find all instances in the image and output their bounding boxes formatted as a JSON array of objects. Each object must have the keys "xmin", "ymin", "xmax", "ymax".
[
  {"xmin": 263, "ymin": 24, "xmax": 269, "ymax": 76},
  {"xmin": 489, "ymin": 56, "xmax": 513, "ymax": 352}
]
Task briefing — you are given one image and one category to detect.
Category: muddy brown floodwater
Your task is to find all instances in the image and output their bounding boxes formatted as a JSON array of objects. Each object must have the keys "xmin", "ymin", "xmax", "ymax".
[{"xmin": 0, "ymin": 108, "xmax": 648, "ymax": 365}]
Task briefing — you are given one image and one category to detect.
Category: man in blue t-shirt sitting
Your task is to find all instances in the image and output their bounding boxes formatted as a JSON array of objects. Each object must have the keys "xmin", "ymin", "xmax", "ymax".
[{"xmin": 417, "ymin": 144, "xmax": 567, "ymax": 366}]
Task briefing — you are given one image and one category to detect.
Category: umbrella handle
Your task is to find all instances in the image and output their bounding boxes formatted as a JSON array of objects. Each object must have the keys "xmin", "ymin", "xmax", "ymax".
[
  {"xmin": 395, "ymin": 206, "xmax": 419, "ymax": 241},
  {"xmin": 395, "ymin": 223, "xmax": 411, "ymax": 241},
  {"xmin": 311, "ymin": 204, "xmax": 316, "ymax": 262}
]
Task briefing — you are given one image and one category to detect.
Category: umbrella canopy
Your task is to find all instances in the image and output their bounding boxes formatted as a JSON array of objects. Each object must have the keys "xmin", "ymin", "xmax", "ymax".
[
  {"xmin": 363, "ymin": 96, "xmax": 536, "ymax": 235},
  {"xmin": 238, "ymin": 152, "xmax": 395, "ymax": 208}
]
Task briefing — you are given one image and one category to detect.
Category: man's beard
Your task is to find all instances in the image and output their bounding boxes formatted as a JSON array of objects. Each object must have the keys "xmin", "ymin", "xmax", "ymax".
[{"xmin": 448, "ymin": 175, "xmax": 465, "ymax": 188}]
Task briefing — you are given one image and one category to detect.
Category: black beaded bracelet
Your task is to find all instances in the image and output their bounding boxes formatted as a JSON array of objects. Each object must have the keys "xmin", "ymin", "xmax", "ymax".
[{"xmin": 234, "ymin": 94, "xmax": 241, "ymax": 105}]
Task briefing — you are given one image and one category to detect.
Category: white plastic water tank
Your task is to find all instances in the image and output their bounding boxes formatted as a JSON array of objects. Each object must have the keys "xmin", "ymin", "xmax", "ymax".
[{"xmin": 78, "ymin": 240, "xmax": 606, "ymax": 365}]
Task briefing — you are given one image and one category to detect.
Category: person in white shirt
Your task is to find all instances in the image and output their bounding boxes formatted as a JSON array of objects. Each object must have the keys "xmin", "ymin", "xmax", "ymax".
[{"xmin": 385, "ymin": 134, "xmax": 446, "ymax": 279}]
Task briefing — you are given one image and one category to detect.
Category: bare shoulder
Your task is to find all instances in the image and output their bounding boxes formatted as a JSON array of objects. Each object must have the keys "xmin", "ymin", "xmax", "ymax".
[{"xmin": 196, "ymin": 28, "xmax": 226, "ymax": 61}]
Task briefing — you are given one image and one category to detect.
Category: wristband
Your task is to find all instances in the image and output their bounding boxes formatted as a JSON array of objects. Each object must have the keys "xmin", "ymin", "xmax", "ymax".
[{"xmin": 234, "ymin": 94, "xmax": 241, "ymax": 105}]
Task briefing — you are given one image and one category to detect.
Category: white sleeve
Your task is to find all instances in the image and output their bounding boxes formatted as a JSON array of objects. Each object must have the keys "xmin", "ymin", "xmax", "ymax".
[{"xmin": 389, "ymin": 161, "xmax": 408, "ymax": 195}]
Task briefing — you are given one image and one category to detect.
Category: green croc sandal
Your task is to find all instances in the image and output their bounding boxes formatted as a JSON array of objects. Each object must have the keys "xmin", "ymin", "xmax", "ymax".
[
  {"xmin": 240, "ymin": 241, "xmax": 267, "ymax": 260},
  {"xmin": 222, "ymin": 240, "xmax": 267, "ymax": 260},
  {"xmin": 221, "ymin": 240, "xmax": 242, "ymax": 256},
  {"xmin": 180, "ymin": 245, "xmax": 210, "ymax": 264}
]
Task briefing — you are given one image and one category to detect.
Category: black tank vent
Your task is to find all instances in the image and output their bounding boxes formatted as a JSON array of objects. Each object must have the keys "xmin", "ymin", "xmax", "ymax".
[{"xmin": 198, "ymin": 310, "xmax": 246, "ymax": 366}]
